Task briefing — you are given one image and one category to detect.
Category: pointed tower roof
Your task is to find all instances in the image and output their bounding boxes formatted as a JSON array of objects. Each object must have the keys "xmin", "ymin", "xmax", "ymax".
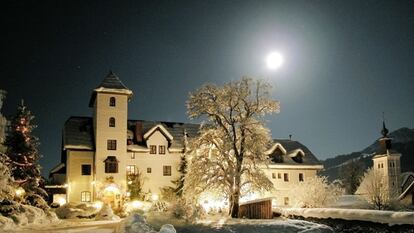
[
  {"xmin": 374, "ymin": 120, "xmax": 397, "ymax": 158},
  {"xmin": 89, "ymin": 71, "xmax": 133, "ymax": 107},
  {"xmin": 96, "ymin": 70, "xmax": 129, "ymax": 90},
  {"xmin": 381, "ymin": 120, "xmax": 389, "ymax": 138}
]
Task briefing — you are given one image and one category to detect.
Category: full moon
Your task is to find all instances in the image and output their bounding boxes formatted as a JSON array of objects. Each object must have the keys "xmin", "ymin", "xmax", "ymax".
[{"xmin": 266, "ymin": 52, "xmax": 284, "ymax": 70}]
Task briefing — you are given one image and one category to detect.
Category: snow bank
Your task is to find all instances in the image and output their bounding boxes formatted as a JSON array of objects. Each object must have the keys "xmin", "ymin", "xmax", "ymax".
[
  {"xmin": 119, "ymin": 212, "xmax": 176, "ymax": 233},
  {"xmin": 0, "ymin": 204, "xmax": 59, "ymax": 231},
  {"xmin": 283, "ymin": 207, "xmax": 414, "ymax": 226},
  {"xmin": 95, "ymin": 203, "xmax": 121, "ymax": 221},
  {"xmin": 54, "ymin": 203, "xmax": 98, "ymax": 219}
]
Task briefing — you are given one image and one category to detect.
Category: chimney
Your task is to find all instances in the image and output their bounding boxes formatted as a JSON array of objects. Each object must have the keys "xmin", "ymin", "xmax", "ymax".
[
  {"xmin": 135, "ymin": 121, "xmax": 143, "ymax": 143},
  {"xmin": 289, "ymin": 134, "xmax": 292, "ymax": 140}
]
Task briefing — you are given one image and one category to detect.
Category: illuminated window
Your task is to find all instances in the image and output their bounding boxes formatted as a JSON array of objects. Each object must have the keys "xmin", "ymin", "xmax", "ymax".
[
  {"xmin": 81, "ymin": 164, "xmax": 91, "ymax": 176},
  {"xmin": 109, "ymin": 97, "xmax": 116, "ymax": 106},
  {"xmin": 299, "ymin": 173, "xmax": 304, "ymax": 182},
  {"xmin": 109, "ymin": 117, "xmax": 116, "ymax": 127},
  {"xmin": 126, "ymin": 165, "xmax": 136, "ymax": 175},
  {"xmin": 159, "ymin": 145, "xmax": 166, "ymax": 154},
  {"xmin": 107, "ymin": 140, "xmax": 117, "ymax": 150},
  {"xmin": 150, "ymin": 145, "xmax": 157, "ymax": 154},
  {"xmin": 163, "ymin": 166, "xmax": 172, "ymax": 176},
  {"xmin": 81, "ymin": 191, "xmax": 91, "ymax": 202},
  {"xmin": 147, "ymin": 167, "xmax": 152, "ymax": 173},
  {"xmin": 284, "ymin": 173, "xmax": 289, "ymax": 182},
  {"xmin": 104, "ymin": 156, "xmax": 118, "ymax": 173}
]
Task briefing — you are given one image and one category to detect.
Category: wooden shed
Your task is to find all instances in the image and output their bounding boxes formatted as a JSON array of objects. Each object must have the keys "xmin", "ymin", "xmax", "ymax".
[{"xmin": 238, "ymin": 198, "xmax": 273, "ymax": 219}]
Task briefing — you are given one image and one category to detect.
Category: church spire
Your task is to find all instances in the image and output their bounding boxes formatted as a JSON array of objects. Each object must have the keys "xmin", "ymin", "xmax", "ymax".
[{"xmin": 381, "ymin": 120, "xmax": 389, "ymax": 138}]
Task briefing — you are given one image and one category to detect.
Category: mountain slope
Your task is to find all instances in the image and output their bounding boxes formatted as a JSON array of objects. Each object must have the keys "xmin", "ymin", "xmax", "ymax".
[{"xmin": 321, "ymin": 127, "xmax": 414, "ymax": 181}]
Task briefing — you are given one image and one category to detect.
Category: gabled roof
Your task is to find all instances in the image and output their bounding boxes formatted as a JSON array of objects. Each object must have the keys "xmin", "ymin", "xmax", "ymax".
[
  {"xmin": 143, "ymin": 124, "xmax": 174, "ymax": 141},
  {"xmin": 268, "ymin": 139, "xmax": 322, "ymax": 166},
  {"xmin": 62, "ymin": 116, "xmax": 200, "ymax": 152},
  {"xmin": 399, "ymin": 172, "xmax": 414, "ymax": 200}
]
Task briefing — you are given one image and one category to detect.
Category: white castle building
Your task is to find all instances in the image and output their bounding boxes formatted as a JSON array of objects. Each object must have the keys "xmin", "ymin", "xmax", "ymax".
[{"xmin": 49, "ymin": 72, "xmax": 323, "ymax": 207}]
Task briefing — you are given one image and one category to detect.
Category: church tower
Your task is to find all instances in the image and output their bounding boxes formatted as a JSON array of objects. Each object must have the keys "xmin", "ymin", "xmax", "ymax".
[
  {"xmin": 372, "ymin": 121, "xmax": 401, "ymax": 198},
  {"xmin": 89, "ymin": 71, "xmax": 133, "ymax": 205}
]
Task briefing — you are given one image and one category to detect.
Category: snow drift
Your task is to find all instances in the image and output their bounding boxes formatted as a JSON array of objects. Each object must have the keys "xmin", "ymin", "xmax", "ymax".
[
  {"xmin": 119, "ymin": 212, "xmax": 176, "ymax": 233},
  {"xmin": 283, "ymin": 207, "xmax": 414, "ymax": 226}
]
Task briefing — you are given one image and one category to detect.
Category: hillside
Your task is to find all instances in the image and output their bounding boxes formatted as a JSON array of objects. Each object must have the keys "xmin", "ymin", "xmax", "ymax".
[{"xmin": 321, "ymin": 127, "xmax": 414, "ymax": 181}]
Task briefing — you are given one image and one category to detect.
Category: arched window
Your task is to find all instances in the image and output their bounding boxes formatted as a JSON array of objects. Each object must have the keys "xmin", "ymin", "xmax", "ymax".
[
  {"xmin": 109, "ymin": 117, "xmax": 115, "ymax": 127},
  {"xmin": 109, "ymin": 97, "xmax": 116, "ymax": 107},
  {"xmin": 104, "ymin": 156, "xmax": 118, "ymax": 173}
]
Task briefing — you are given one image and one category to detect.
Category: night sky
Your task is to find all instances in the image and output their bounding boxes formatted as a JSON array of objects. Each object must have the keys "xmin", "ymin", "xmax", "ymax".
[{"xmin": 2, "ymin": 0, "xmax": 414, "ymax": 177}]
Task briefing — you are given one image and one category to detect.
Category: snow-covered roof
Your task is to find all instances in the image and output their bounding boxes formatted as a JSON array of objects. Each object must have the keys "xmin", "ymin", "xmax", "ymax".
[
  {"xmin": 268, "ymin": 139, "xmax": 322, "ymax": 166},
  {"xmin": 50, "ymin": 163, "xmax": 65, "ymax": 174},
  {"xmin": 62, "ymin": 116, "xmax": 200, "ymax": 152},
  {"xmin": 143, "ymin": 124, "xmax": 174, "ymax": 141}
]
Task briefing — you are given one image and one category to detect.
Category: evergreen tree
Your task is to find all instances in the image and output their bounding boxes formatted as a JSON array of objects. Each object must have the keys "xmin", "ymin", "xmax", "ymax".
[
  {"xmin": 127, "ymin": 170, "xmax": 145, "ymax": 200},
  {"xmin": 172, "ymin": 154, "xmax": 187, "ymax": 197},
  {"xmin": 4, "ymin": 100, "xmax": 48, "ymax": 209}
]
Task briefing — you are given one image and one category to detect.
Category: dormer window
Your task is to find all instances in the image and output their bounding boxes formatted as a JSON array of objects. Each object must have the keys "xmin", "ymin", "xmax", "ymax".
[
  {"xmin": 109, "ymin": 97, "xmax": 116, "ymax": 107},
  {"xmin": 292, "ymin": 154, "xmax": 303, "ymax": 163},
  {"xmin": 109, "ymin": 117, "xmax": 116, "ymax": 127},
  {"xmin": 270, "ymin": 148, "xmax": 284, "ymax": 163}
]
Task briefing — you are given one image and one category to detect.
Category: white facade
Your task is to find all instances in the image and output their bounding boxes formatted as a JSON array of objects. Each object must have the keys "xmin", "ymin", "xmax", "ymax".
[{"xmin": 61, "ymin": 72, "xmax": 323, "ymax": 207}]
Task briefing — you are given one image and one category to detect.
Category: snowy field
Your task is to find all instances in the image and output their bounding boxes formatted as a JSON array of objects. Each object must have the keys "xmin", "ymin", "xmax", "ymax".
[
  {"xmin": 146, "ymin": 213, "xmax": 333, "ymax": 233},
  {"xmin": 282, "ymin": 207, "xmax": 414, "ymax": 226}
]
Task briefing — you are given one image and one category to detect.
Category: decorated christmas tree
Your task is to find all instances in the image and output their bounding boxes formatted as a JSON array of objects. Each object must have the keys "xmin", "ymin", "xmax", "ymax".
[{"xmin": 4, "ymin": 100, "xmax": 48, "ymax": 209}]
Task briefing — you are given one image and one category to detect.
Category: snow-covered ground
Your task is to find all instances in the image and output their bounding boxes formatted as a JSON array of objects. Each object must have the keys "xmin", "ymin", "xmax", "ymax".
[
  {"xmin": 3, "ymin": 212, "xmax": 335, "ymax": 233},
  {"xmin": 282, "ymin": 207, "xmax": 414, "ymax": 226},
  {"xmin": 328, "ymin": 195, "xmax": 370, "ymax": 209},
  {"xmin": 146, "ymin": 212, "xmax": 333, "ymax": 233},
  {"xmin": 11, "ymin": 219, "xmax": 122, "ymax": 233}
]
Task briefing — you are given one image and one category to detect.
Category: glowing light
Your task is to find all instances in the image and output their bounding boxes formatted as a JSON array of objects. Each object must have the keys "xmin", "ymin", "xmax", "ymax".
[
  {"xmin": 151, "ymin": 193, "xmax": 159, "ymax": 201},
  {"xmin": 63, "ymin": 183, "xmax": 69, "ymax": 188},
  {"xmin": 91, "ymin": 181, "xmax": 96, "ymax": 185},
  {"xmin": 266, "ymin": 51, "xmax": 284, "ymax": 70},
  {"xmin": 126, "ymin": 192, "xmax": 131, "ymax": 197},
  {"xmin": 15, "ymin": 187, "xmax": 25, "ymax": 197},
  {"xmin": 104, "ymin": 184, "xmax": 120, "ymax": 194},
  {"xmin": 56, "ymin": 197, "xmax": 67, "ymax": 206},
  {"xmin": 131, "ymin": 200, "xmax": 143, "ymax": 209},
  {"xmin": 93, "ymin": 201, "xmax": 103, "ymax": 209}
]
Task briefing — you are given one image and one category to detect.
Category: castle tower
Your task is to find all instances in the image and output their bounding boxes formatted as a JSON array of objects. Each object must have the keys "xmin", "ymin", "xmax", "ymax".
[
  {"xmin": 89, "ymin": 71, "xmax": 133, "ymax": 206},
  {"xmin": 372, "ymin": 121, "xmax": 401, "ymax": 198}
]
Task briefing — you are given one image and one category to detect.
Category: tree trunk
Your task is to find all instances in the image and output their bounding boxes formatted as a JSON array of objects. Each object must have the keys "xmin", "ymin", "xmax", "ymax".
[{"xmin": 230, "ymin": 162, "xmax": 242, "ymax": 218}]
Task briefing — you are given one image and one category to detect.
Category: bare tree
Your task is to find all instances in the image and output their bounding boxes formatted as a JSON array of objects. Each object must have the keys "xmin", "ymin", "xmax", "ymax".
[
  {"xmin": 184, "ymin": 78, "xmax": 279, "ymax": 218},
  {"xmin": 357, "ymin": 167, "xmax": 390, "ymax": 210}
]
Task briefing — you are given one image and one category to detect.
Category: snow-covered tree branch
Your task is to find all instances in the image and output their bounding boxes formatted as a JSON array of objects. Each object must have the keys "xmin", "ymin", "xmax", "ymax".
[
  {"xmin": 184, "ymin": 78, "xmax": 279, "ymax": 218},
  {"xmin": 288, "ymin": 176, "xmax": 343, "ymax": 208},
  {"xmin": 357, "ymin": 167, "xmax": 392, "ymax": 210}
]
